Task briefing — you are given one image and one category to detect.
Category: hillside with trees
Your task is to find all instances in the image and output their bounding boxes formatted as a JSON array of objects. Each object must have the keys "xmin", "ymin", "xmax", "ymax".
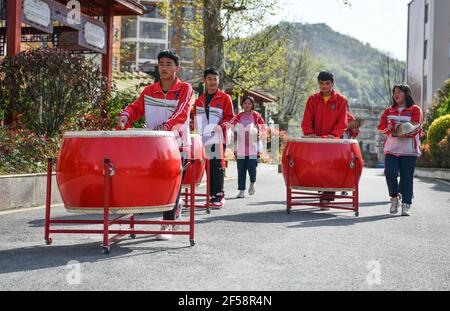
[{"xmin": 283, "ymin": 22, "xmax": 405, "ymax": 108}]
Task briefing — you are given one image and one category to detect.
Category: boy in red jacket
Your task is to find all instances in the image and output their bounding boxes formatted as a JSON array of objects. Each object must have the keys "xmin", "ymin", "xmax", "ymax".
[
  {"xmin": 117, "ymin": 50, "xmax": 194, "ymax": 240},
  {"xmin": 301, "ymin": 71, "xmax": 348, "ymax": 209},
  {"xmin": 194, "ymin": 68, "xmax": 235, "ymax": 208}
]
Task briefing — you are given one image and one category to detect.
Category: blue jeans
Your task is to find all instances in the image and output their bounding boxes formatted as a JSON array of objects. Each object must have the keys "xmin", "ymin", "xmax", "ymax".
[
  {"xmin": 384, "ymin": 155, "xmax": 417, "ymax": 204},
  {"xmin": 237, "ymin": 157, "xmax": 257, "ymax": 190}
]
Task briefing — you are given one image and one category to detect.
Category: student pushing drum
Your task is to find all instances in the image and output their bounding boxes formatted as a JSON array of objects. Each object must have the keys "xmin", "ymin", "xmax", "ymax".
[
  {"xmin": 117, "ymin": 50, "xmax": 194, "ymax": 240},
  {"xmin": 301, "ymin": 71, "xmax": 350, "ymax": 209}
]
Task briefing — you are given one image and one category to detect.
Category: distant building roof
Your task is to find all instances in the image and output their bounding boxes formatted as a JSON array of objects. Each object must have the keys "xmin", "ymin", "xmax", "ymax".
[{"xmin": 113, "ymin": 71, "xmax": 153, "ymax": 92}]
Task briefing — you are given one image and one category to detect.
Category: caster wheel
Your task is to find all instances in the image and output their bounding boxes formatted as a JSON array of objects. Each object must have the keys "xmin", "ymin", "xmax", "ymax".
[
  {"xmin": 130, "ymin": 234, "xmax": 136, "ymax": 239},
  {"xmin": 190, "ymin": 240, "xmax": 195, "ymax": 247},
  {"xmin": 101, "ymin": 247, "xmax": 111, "ymax": 255},
  {"xmin": 355, "ymin": 212, "xmax": 360, "ymax": 217},
  {"xmin": 287, "ymin": 209, "xmax": 291, "ymax": 215},
  {"xmin": 45, "ymin": 238, "xmax": 52, "ymax": 245},
  {"xmin": 206, "ymin": 208, "xmax": 211, "ymax": 215}
]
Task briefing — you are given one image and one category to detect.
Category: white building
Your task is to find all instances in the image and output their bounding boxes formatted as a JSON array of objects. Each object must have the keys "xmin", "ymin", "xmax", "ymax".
[{"xmin": 407, "ymin": 0, "xmax": 450, "ymax": 112}]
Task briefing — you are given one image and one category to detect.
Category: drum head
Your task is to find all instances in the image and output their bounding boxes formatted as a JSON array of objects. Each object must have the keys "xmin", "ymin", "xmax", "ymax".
[
  {"xmin": 288, "ymin": 137, "xmax": 358, "ymax": 144},
  {"xmin": 64, "ymin": 130, "xmax": 175, "ymax": 139}
]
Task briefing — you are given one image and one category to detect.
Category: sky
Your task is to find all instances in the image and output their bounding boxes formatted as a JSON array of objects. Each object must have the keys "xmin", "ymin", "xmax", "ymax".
[{"xmin": 270, "ymin": 0, "xmax": 411, "ymax": 60}]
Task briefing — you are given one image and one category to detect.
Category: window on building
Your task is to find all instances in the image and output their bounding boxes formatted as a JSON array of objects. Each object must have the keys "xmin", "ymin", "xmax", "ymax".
[
  {"xmin": 423, "ymin": 75, "xmax": 428, "ymax": 102},
  {"xmin": 424, "ymin": 39, "xmax": 428, "ymax": 60},
  {"xmin": 122, "ymin": 18, "xmax": 137, "ymax": 38},
  {"xmin": 181, "ymin": 47, "xmax": 195, "ymax": 62},
  {"xmin": 139, "ymin": 43, "xmax": 167, "ymax": 60},
  {"xmin": 425, "ymin": 3, "xmax": 429, "ymax": 24},
  {"xmin": 139, "ymin": 22, "xmax": 167, "ymax": 40},
  {"xmin": 143, "ymin": 5, "xmax": 162, "ymax": 19},
  {"xmin": 182, "ymin": 7, "xmax": 195, "ymax": 21}
]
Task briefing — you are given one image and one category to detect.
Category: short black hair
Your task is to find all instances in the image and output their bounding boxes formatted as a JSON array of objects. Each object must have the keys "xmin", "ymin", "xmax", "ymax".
[
  {"xmin": 318, "ymin": 71, "xmax": 334, "ymax": 83},
  {"xmin": 204, "ymin": 68, "xmax": 220, "ymax": 78},
  {"xmin": 157, "ymin": 50, "xmax": 180, "ymax": 66}
]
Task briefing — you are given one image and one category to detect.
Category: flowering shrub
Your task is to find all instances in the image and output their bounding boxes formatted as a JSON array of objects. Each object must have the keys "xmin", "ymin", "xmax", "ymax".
[{"xmin": 0, "ymin": 127, "xmax": 60, "ymax": 175}]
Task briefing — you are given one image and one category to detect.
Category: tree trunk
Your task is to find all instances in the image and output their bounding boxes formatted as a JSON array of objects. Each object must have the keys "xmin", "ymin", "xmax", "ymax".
[{"xmin": 203, "ymin": 0, "xmax": 225, "ymax": 83}]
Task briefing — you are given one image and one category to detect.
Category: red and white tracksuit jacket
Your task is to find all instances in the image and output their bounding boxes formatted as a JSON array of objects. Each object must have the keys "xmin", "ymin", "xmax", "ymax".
[
  {"xmin": 301, "ymin": 90, "xmax": 348, "ymax": 138},
  {"xmin": 232, "ymin": 111, "xmax": 266, "ymax": 157},
  {"xmin": 377, "ymin": 105, "xmax": 423, "ymax": 157},
  {"xmin": 193, "ymin": 89, "xmax": 235, "ymax": 146},
  {"xmin": 119, "ymin": 78, "xmax": 194, "ymax": 148}
]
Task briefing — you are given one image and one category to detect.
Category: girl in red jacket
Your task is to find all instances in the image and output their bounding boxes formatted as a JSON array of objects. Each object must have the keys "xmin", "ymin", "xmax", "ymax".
[
  {"xmin": 232, "ymin": 96, "xmax": 266, "ymax": 198},
  {"xmin": 377, "ymin": 84, "xmax": 422, "ymax": 216}
]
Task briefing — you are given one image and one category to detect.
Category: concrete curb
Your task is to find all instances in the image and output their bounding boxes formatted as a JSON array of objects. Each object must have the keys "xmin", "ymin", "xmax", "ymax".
[
  {"xmin": 0, "ymin": 173, "xmax": 62, "ymax": 212},
  {"xmin": 415, "ymin": 167, "xmax": 450, "ymax": 181}
]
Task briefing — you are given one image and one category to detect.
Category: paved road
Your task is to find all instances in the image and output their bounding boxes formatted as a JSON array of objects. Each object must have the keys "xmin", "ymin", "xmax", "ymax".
[{"xmin": 0, "ymin": 166, "xmax": 449, "ymax": 291}]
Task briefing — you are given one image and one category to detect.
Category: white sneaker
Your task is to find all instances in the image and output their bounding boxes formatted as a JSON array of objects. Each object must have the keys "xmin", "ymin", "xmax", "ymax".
[
  {"xmin": 390, "ymin": 198, "xmax": 400, "ymax": 215},
  {"xmin": 236, "ymin": 191, "xmax": 245, "ymax": 199},
  {"xmin": 401, "ymin": 204, "xmax": 411, "ymax": 216},
  {"xmin": 249, "ymin": 183, "xmax": 256, "ymax": 196},
  {"xmin": 155, "ymin": 225, "xmax": 172, "ymax": 241}
]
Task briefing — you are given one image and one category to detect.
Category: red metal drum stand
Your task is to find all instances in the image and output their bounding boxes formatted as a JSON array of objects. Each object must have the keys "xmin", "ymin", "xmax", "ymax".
[
  {"xmin": 182, "ymin": 159, "xmax": 212, "ymax": 214},
  {"xmin": 285, "ymin": 155, "xmax": 361, "ymax": 217},
  {"xmin": 44, "ymin": 158, "xmax": 196, "ymax": 254}
]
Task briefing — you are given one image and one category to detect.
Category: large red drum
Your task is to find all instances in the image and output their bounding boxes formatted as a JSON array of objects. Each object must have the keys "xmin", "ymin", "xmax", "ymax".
[
  {"xmin": 182, "ymin": 134, "xmax": 206, "ymax": 187},
  {"xmin": 282, "ymin": 138, "xmax": 364, "ymax": 190},
  {"xmin": 56, "ymin": 130, "xmax": 182, "ymax": 214}
]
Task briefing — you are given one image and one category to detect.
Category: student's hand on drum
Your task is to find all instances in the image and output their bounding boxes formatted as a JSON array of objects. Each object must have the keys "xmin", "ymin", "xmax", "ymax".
[
  {"xmin": 117, "ymin": 115, "xmax": 128, "ymax": 130},
  {"xmin": 154, "ymin": 123, "xmax": 169, "ymax": 131}
]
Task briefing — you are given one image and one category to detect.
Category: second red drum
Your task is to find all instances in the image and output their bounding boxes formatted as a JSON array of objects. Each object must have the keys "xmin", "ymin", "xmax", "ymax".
[
  {"xmin": 282, "ymin": 138, "xmax": 364, "ymax": 190},
  {"xmin": 182, "ymin": 134, "xmax": 206, "ymax": 187}
]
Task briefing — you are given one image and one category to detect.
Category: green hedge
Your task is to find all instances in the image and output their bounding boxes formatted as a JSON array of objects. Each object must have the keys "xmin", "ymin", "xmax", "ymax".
[{"xmin": 428, "ymin": 114, "xmax": 450, "ymax": 157}]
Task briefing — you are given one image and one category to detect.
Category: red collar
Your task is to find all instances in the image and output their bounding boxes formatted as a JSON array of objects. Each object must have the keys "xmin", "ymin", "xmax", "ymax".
[
  {"xmin": 154, "ymin": 78, "xmax": 182, "ymax": 93},
  {"xmin": 200, "ymin": 89, "xmax": 225, "ymax": 102},
  {"xmin": 391, "ymin": 105, "xmax": 414, "ymax": 112}
]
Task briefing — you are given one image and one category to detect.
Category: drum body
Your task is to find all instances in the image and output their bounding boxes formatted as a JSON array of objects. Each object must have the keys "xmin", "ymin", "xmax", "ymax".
[
  {"xmin": 56, "ymin": 130, "xmax": 182, "ymax": 214},
  {"xmin": 282, "ymin": 138, "xmax": 363, "ymax": 190},
  {"xmin": 182, "ymin": 134, "xmax": 206, "ymax": 187}
]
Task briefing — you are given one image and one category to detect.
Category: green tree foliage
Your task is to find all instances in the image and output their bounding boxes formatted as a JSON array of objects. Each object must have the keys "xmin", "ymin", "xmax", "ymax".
[
  {"xmin": 225, "ymin": 24, "xmax": 289, "ymax": 95},
  {"xmin": 424, "ymin": 79, "xmax": 450, "ymax": 131},
  {"xmin": 271, "ymin": 41, "xmax": 321, "ymax": 127},
  {"xmin": 0, "ymin": 48, "xmax": 109, "ymax": 137}
]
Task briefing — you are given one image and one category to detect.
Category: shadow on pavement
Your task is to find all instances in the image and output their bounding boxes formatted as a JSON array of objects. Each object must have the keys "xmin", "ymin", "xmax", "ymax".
[
  {"xmin": 416, "ymin": 177, "xmax": 450, "ymax": 193},
  {"xmin": 196, "ymin": 207, "xmax": 396, "ymax": 226},
  {"xmin": 28, "ymin": 210, "xmax": 207, "ymax": 228},
  {"xmin": 359, "ymin": 201, "xmax": 390, "ymax": 207},
  {"xmin": 287, "ymin": 214, "xmax": 399, "ymax": 229},
  {"xmin": 0, "ymin": 238, "xmax": 191, "ymax": 274}
]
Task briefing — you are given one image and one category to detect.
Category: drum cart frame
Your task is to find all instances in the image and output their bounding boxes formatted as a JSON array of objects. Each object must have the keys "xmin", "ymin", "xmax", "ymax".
[
  {"xmin": 182, "ymin": 159, "xmax": 212, "ymax": 214},
  {"xmin": 285, "ymin": 155, "xmax": 361, "ymax": 217},
  {"xmin": 44, "ymin": 158, "xmax": 196, "ymax": 254}
]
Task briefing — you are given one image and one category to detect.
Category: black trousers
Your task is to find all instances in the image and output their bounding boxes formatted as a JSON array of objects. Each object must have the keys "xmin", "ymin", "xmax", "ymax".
[
  {"xmin": 163, "ymin": 155, "xmax": 188, "ymax": 220},
  {"xmin": 206, "ymin": 144, "xmax": 225, "ymax": 199}
]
